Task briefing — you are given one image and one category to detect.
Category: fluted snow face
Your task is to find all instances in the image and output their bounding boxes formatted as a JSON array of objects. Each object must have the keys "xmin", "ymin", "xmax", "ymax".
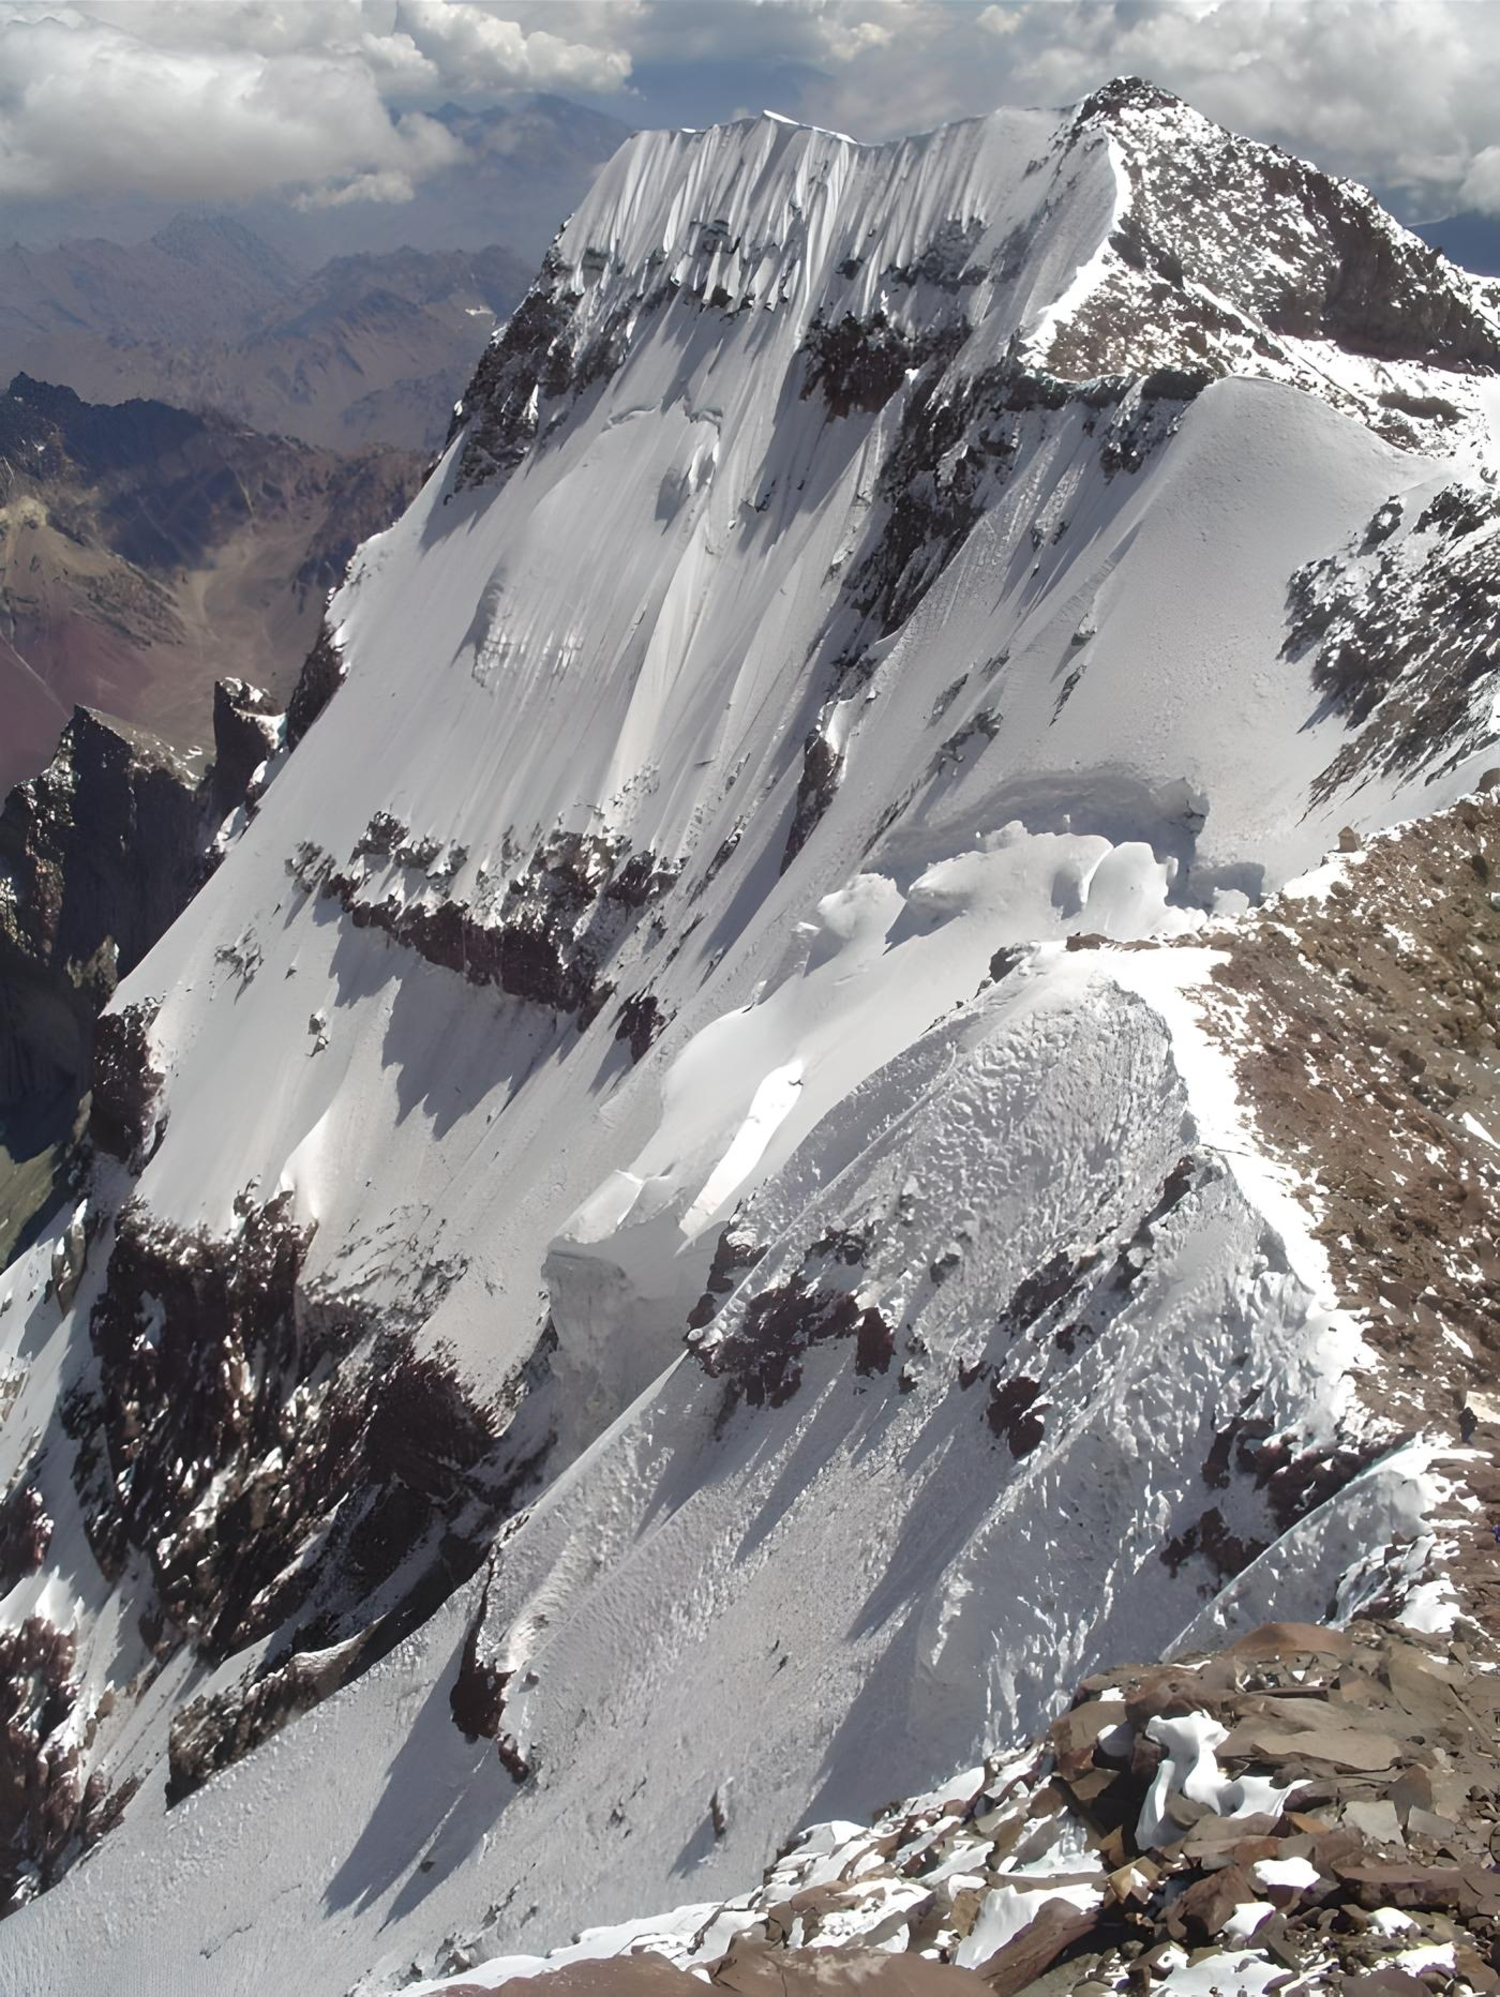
[
  {"xmin": 543, "ymin": 102, "xmax": 1110, "ymax": 344},
  {"xmin": 458, "ymin": 81, "xmax": 1500, "ymax": 495},
  {"xmin": 0, "ymin": 82, "xmax": 1497, "ymax": 1994}
]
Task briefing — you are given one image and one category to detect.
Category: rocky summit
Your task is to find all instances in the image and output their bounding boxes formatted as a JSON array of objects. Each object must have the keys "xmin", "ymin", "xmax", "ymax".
[{"xmin": 0, "ymin": 77, "xmax": 1497, "ymax": 1997}]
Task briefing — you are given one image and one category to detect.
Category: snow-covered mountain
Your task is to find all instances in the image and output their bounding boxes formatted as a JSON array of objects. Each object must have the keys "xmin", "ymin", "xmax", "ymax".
[{"xmin": 0, "ymin": 78, "xmax": 1497, "ymax": 1995}]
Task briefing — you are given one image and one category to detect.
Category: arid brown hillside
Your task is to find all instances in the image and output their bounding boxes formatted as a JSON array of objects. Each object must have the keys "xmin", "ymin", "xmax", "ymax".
[
  {"xmin": 0, "ymin": 374, "xmax": 420, "ymax": 794},
  {"xmin": 0, "ymin": 222, "xmax": 530, "ymax": 450}
]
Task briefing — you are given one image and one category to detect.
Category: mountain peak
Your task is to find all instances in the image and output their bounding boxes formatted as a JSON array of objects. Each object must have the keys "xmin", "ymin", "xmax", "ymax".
[
  {"xmin": 452, "ymin": 79, "xmax": 1500, "ymax": 506},
  {"xmin": 1055, "ymin": 75, "xmax": 1500, "ymax": 382},
  {"xmin": 1073, "ymin": 73, "xmax": 1185, "ymax": 122},
  {"xmin": 149, "ymin": 211, "xmax": 299, "ymax": 292}
]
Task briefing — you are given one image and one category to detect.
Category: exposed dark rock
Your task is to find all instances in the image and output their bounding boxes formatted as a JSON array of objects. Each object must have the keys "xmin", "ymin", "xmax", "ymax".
[
  {"xmin": 687, "ymin": 1225, "xmax": 767, "ymax": 1330},
  {"xmin": 36, "ymin": 1184, "xmax": 557, "ymax": 1825},
  {"xmin": 931, "ymin": 706, "xmax": 1002, "ymax": 772},
  {"xmin": 168, "ymin": 1640, "xmax": 355, "ymax": 1803},
  {"xmin": 1416, "ymin": 482, "xmax": 1494, "ymax": 538},
  {"xmin": 324, "ymin": 820, "xmax": 678, "ymax": 1024},
  {"xmin": 1158, "ymin": 1504, "xmax": 1268, "ymax": 1585},
  {"xmin": 285, "ymin": 619, "xmax": 344, "ymax": 747},
  {"xmin": 781, "ymin": 725, "xmax": 844, "ymax": 872},
  {"xmin": 0, "ymin": 1616, "xmax": 81, "ymax": 1915},
  {"xmin": 1248, "ymin": 1435, "xmax": 1382, "ymax": 1538},
  {"xmin": 1282, "ymin": 498, "xmax": 1500, "ymax": 797},
  {"xmin": 801, "ymin": 312, "xmax": 929, "ymax": 419},
  {"xmin": 510, "ymin": 1618, "xmax": 1500, "ymax": 1997},
  {"xmin": 695, "ymin": 1263, "xmax": 894, "ymax": 1413},
  {"xmin": 927, "ymin": 1248, "xmax": 960, "ymax": 1286},
  {"xmin": 974, "ymin": 1897, "xmax": 1101, "ymax": 1997},
  {"xmin": 0, "ymin": 684, "xmax": 286, "ymax": 1256},
  {"xmin": 835, "ymin": 334, "xmax": 991, "ymax": 649},
  {"xmin": 88, "ymin": 1000, "xmax": 163, "ymax": 1165},
  {"xmin": 995, "ymin": 1248, "xmax": 1094, "ymax": 1342},
  {"xmin": 1196, "ymin": 795, "xmax": 1500, "ymax": 1634},
  {"xmin": 1295, "ymin": 180, "xmax": 1500, "ymax": 366},
  {"xmin": 712, "ymin": 1946, "xmax": 989, "ymax": 1997},
  {"xmin": 987, "ymin": 946, "xmax": 1025, "ymax": 985},
  {"xmin": 809, "ymin": 1223, "xmax": 875, "ymax": 1267},
  {"xmin": 52, "ymin": 1207, "xmax": 91, "ymax": 1305},
  {"xmin": 882, "ymin": 220, "xmax": 987, "ymax": 294},
  {"xmin": 74, "ymin": 1193, "xmax": 507, "ymax": 1665},
  {"xmin": 1201, "ymin": 1394, "xmax": 1273, "ymax": 1491},
  {"xmin": 1055, "ymin": 84, "xmax": 1500, "ymax": 387},
  {"xmin": 1209, "ymin": 803, "xmax": 1500, "ymax": 1385},
  {"xmin": 452, "ymin": 253, "xmax": 580, "ymax": 491},
  {"xmin": 1139, "ymin": 364, "xmax": 1215, "ymax": 403},
  {"xmin": 825, "ymin": 358, "xmax": 1164, "ymax": 725},
  {"xmin": 451, "ymin": 1600, "xmax": 510, "ymax": 1744},
  {"xmin": 1100, "ymin": 370, "xmax": 1210, "ymax": 474},
  {"xmin": 854, "ymin": 1310, "xmax": 896, "ymax": 1378},
  {"xmin": 606, "ymin": 851, "xmax": 683, "ymax": 909},
  {"xmin": 986, "ymin": 1374, "xmax": 1046, "ymax": 1457},
  {"xmin": 0, "ymin": 711, "xmax": 200, "ymax": 1122},
  {"xmin": 1075, "ymin": 76, "xmax": 1183, "ymax": 124},
  {"xmin": 572, "ymin": 303, "xmax": 635, "ymax": 396},
  {"xmin": 0, "ymin": 1482, "xmax": 51, "ymax": 1595},
  {"xmin": 80, "ymin": 1191, "xmax": 322, "ymax": 1619},
  {"xmin": 209, "ymin": 678, "xmax": 281, "ymax": 817},
  {"xmin": 450, "ymin": 1587, "xmax": 531, "ymax": 1781}
]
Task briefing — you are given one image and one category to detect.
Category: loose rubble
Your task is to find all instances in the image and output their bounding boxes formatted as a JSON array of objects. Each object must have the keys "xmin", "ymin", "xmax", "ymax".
[{"xmin": 417, "ymin": 1620, "xmax": 1500, "ymax": 1997}]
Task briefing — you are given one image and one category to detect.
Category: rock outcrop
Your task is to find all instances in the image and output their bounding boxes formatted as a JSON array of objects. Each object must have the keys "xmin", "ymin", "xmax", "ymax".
[{"xmin": 0, "ymin": 688, "xmax": 280, "ymax": 1259}]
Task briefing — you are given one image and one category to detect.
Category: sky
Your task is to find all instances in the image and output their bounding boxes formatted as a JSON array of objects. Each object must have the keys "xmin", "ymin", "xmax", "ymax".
[{"xmin": 4, "ymin": 0, "xmax": 1500, "ymax": 232}]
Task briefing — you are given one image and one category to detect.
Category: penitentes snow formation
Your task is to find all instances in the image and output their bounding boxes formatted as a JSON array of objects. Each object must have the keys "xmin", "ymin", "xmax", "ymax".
[{"xmin": 1, "ymin": 77, "xmax": 1498, "ymax": 1997}]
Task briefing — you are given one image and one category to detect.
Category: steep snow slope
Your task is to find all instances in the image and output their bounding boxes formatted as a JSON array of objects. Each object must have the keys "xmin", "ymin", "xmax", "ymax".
[{"xmin": 0, "ymin": 80, "xmax": 1497, "ymax": 1994}]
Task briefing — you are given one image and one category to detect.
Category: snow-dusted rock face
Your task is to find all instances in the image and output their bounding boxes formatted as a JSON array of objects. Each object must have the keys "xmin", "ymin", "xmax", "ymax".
[{"xmin": 0, "ymin": 79, "xmax": 1497, "ymax": 1993}]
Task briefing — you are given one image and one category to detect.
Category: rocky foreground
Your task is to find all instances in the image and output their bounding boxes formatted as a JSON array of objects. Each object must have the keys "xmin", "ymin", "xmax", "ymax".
[{"xmin": 416, "ymin": 1619, "xmax": 1500, "ymax": 1997}]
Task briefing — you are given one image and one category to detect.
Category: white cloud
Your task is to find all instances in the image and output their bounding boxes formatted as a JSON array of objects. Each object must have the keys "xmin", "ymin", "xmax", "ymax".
[
  {"xmin": 1462, "ymin": 145, "xmax": 1500, "ymax": 210},
  {"xmin": 294, "ymin": 166, "xmax": 421, "ymax": 209},
  {"xmin": 552, "ymin": 0, "xmax": 1500, "ymax": 219},
  {"xmin": 392, "ymin": 0, "xmax": 630, "ymax": 97},
  {"xmin": 4, "ymin": 0, "xmax": 1500, "ymax": 219},
  {"xmin": 0, "ymin": 0, "xmax": 630, "ymax": 205},
  {"xmin": 976, "ymin": 5, "xmax": 1020, "ymax": 37}
]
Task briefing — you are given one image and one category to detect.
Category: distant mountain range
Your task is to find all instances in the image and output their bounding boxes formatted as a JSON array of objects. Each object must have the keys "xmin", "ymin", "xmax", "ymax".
[
  {"xmin": 0, "ymin": 222, "xmax": 532, "ymax": 451},
  {"xmin": 0, "ymin": 92, "xmax": 634, "ymax": 795},
  {"xmin": 0, "ymin": 95, "xmax": 633, "ymax": 451},
  {"xmin": 0, "ymin": 372, "xmax": 421, "ymax": 793}
]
